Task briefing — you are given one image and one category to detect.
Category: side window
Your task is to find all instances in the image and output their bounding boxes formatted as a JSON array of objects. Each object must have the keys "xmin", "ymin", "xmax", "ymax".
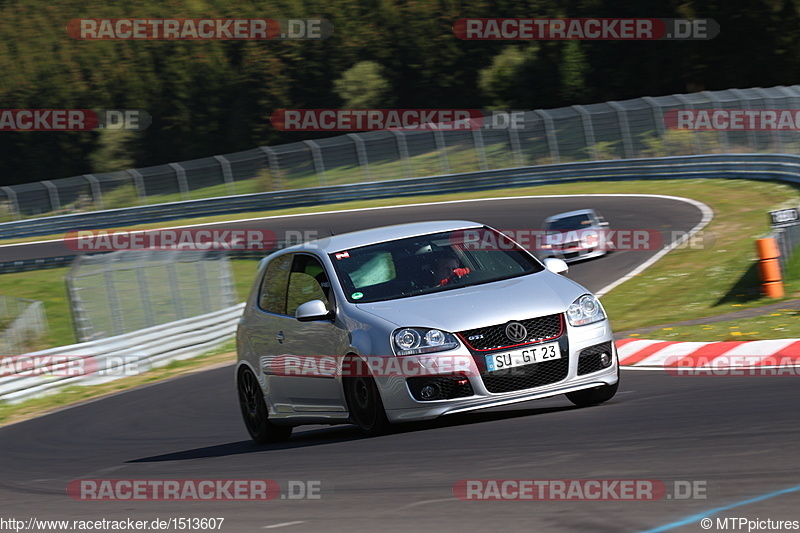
[
  {"xmin": 258, "ymin": 253, "xmax": 293, "ymax": 314},
  {"xmin": 286, "ymin": 255, "xmax": 333, "ymax": 317}
]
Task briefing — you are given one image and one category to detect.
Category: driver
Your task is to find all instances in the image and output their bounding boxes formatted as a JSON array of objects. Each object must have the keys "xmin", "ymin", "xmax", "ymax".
[{"xmin": 436, "ymin": 254, "xmax": 470, "ymax": 286}]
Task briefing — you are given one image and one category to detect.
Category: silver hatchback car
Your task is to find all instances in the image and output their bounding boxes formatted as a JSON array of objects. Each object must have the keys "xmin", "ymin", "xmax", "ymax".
[
  {"xmin": 541, "ymin": 208, "xmax": 610, "ymax": 263},
  {"xmin": 236, "ymin": 220, "xmax": 619, "ymax": 442}
]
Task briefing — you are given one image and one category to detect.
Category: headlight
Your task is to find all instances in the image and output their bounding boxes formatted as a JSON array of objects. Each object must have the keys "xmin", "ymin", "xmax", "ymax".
[
  {"xmin": 566, "ymin": 294, "xmax": 605, "ymax": 326},
  {"xmin": 392, "ymin": 328, "xmax": 459, "ymax": 355}
]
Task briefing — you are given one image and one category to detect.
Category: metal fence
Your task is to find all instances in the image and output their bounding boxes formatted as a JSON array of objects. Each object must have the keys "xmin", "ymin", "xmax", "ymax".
[
  {"xmin": 0, "ymin": 303, "xmax": 243, "ymax": 403},
  {"xmin": 770, "ymin": 224, "xmax": 800, "ymax": 276},
  {"xmin": 65, "ymin": 250, "xmax": 236, "ymax": 342},
  {"xmin": 3, "ymin": 85, "xmax": 800, "ymax": 222},
  {"xmin": 0, "ymin": 296, "xmax": 48, "ymax": 355}
]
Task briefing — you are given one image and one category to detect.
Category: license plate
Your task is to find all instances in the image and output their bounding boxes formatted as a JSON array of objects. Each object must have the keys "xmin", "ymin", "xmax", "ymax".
[{"xmin": 484, "ymin": 342, "xmax": 561, "ymax": 372}]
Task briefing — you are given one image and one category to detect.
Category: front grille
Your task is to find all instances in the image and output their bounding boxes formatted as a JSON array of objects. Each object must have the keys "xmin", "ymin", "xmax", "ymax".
[
  {"xmin": 458, "ymin": 313, "xmax": 563, "ymax": 351},
  {"xmin": 577, "ymin": 341, "xmax": 613, "ymax": 375},
  {"xmin": 481, "ymin": 344, "xmax": 569, "ymax": 393},
  {"xmin": 407, "ymin": 376, "xmax": 474, "ymax": 401}
]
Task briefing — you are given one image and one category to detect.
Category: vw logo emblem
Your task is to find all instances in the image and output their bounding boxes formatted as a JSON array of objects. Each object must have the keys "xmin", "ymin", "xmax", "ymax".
[{"xmin": 505, "ymin": 322, "xmax": 528, "ymax": 343}]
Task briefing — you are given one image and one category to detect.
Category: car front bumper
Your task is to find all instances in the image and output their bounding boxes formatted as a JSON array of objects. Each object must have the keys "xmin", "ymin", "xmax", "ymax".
[{"xmin": 380, "ymin": 321, "xmax": 618, "ymax": 423}]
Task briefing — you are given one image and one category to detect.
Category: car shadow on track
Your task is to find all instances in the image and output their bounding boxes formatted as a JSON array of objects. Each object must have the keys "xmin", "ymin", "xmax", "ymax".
[{"xmin": 126, "ymin": 404, "xmax": 579, "ymax": 462}]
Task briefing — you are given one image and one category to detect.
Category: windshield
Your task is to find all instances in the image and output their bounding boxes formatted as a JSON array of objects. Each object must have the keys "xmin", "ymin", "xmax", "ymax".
[
  {"xmin": 330, "ymin": 227, "xmax": 544, "ymax": 303},
  {"xmin": 544, "ymin": 214, "xmax": 594, "ymax": 231}
]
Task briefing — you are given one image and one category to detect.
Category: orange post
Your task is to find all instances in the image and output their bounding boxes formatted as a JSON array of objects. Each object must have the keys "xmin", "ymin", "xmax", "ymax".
[{"xmin": 756, "ymin": 237, "xmax": 784, "ymax": 298}]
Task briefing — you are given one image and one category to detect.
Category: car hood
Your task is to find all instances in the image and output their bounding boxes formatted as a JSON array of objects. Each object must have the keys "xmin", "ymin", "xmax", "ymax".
[{"xmin": 354, "ymin": 271, "xmax": 588, "ymax": 332}]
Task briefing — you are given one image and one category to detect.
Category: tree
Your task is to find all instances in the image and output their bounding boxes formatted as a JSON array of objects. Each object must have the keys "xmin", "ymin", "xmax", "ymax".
[{"xmin": 333, "ymin": 61, "xmax": 393, "ymax": 108}]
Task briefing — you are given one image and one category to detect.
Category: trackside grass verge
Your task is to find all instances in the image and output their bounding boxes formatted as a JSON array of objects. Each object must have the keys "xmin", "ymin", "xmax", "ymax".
[{"xmin": 624, "ymin": 308, "xmax": 800, "ymax": 341}]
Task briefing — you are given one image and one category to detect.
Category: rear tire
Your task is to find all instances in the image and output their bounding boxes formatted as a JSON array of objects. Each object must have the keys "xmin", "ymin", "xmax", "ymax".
[
  {"xmin": 343, "ymin": 358, "xmax": 391, "ymax": 436},
  {"xmin": 566, "ymin": 373, "xmax": 619, "ymax": 407},
  {"xmin": 237, "ymin": 367, "xmax": 292, "ymax": 444}
]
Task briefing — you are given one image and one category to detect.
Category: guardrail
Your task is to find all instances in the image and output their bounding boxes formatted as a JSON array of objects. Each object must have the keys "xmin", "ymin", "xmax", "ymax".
[
  {"xmin": 0, "ymin": 303, "xmax": 243, "ymax": 403},
  {"xmin": 3, "ymin": 152, "xmax": 800, "ymax": 244}
]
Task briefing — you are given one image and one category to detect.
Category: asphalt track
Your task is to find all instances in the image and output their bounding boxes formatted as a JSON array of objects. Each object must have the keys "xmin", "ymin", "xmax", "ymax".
[
  {"xmin": 1, "ymin": 195, "xmax": 798, "ymax": 533},
  {"xmin": 0, "ymin": 194, "xmax": 705, "ymax": 294}
]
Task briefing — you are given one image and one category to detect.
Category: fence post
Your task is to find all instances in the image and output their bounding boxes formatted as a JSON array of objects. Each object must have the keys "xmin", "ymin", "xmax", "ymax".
[
  {"xmin": 166, "ymin": 261, "xmax": 185, "ymax": 320},
  {"xmin": 66, "ymin": 276, "xmax": 91, "ymax": 342},
  {"xmin": 259, "ymin": 146, "xmax": 282, "ymax": 191},
  {"xmin": 673, "ymin": 94, "xmax": 702, "ymax": 155},
  {"xmin": 0, "ymin": 186, "xmax": 20, "ymax": 220},
  {"xmin": 433, "ymin": 131, "xmax": 451, "ymax": 174},
  {"xmin": 304, "ymin": 140, "xmax": 327, "ymax": 186},
  {"xmin": 347, "ymin": 133, "xmax": 372, "ymax": 181},
  {"xmin": 535, "ymin": 109, "xmax": 560, "ymax": 164},
  {"xmin": 607, "ymin": 101, "xmax": 634, "ymax": 159},
  {"xmin": 83, "ymin": 174, "xmax": 104, "ymax": 211},
  {"xmin": 196, "ymin": 260, "xmax": 213, "ymax": 314},
  {"xmin": 104, "ymin": 270, "xmax": 125, "ymax": 336},
  {"xmin": 572, "ymin": 105, "xmax": 598, "ymax": 160},
  {"xmin": 219, "ymin": 254, "xmax": 236, "ymax": 308},
  {"xmin": 41, "ymin": 180, "xmax": 62, "ymax": 213},
  {"xmin": 642, "ymin": 97, "xmax": 669, "ymax": 156},
  {"xmin": 136, "ymin": 267, "xmax": 155, "ymax": 328},
  {"xmin": 127, "ymin": 169, "xmax": 147, "ymax": 205},
  {"xmin": 391, "ymin": 131, "xmax": 413, "ymax": 179},
  {"xmin": 507, "ymin": 122, "xmax": 525, "ymax": 167},
  {"xmin": 701, "ymin": 91, "xmax": 730, "ymax": 153},
  {"xmin": 213, "ymin": 155, "xmax": 237, "ymax": 195},
  {"xmin": 472, "ymin": 127, "xmax": 489, "ymax": 171},
  {"xmin": 728, "ymin": 88, "xmax": 758, "ymax": 150},
  {"xmin": 169, "ymin": 162, "xmax": 190, "ymax": 201},
  {"xmin": 752, "ymin": 87, "xmax": 781, "ymax": 152}
]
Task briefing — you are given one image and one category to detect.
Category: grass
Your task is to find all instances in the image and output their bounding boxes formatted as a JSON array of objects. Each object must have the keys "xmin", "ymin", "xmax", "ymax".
[
  {"xmin": 596, "ymin": 180, "xmax": 800, "ymax": 331},
  {"xmin": 624, "ymin": 308, "xmax": 800, "ymax": 342}
]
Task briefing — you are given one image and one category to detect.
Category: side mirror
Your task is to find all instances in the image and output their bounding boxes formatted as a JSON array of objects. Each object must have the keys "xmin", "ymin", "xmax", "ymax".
[
  {"xmin": 543, "ymin": 257, "xmax": 569, "ymax": 275},
  {"xmin": 295, "ymin": 300, "xmax": 334, "ymax": 322}
]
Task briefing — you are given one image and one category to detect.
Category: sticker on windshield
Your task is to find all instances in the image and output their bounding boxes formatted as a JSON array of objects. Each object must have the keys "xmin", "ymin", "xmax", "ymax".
[
  {"xmin": 351, "ymin": 292, "xmax": 364, "ymax": 300},
  {"xmin": 335, "ymin": 251, "xmax": 350, "ymax": 260}
]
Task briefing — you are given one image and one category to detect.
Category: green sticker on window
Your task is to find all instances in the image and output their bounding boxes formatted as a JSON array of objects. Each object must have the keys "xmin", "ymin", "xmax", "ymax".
[{"xmin": 352, "ymin": 292, "xmax": 364, "ymax": 300}]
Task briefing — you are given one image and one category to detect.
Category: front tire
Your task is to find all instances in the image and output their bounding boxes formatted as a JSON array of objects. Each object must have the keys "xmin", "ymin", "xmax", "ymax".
[
  {"xmin": 566, "ymin": 374, "xmax": 619, "ymax": 407},
  {"xmin": 343, "ymin": 360, "xmax": 390, "ymax": 436},
  {"xmin": 237, "ymin": 367, "xmax": 292, "ymax": 444}
]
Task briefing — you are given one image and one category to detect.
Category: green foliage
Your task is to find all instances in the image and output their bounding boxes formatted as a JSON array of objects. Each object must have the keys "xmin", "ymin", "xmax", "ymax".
[
  {"xmin": 2, "ymin": 0, "xmax": 800, "ymax": 185},
  {"xmin": 89, "ymin": 130, "xmax": 137, "ymax": 174},
  {"xmin": 479, "ymin": 46, "xmax": 538, "ymax": 109},
  {"xmin": 100, "ymin": 183, "xmax": 141, "ymax": 210},
  {"xmin": 334, "ymin": 61, "xmax": 392, "ymax": 108}
]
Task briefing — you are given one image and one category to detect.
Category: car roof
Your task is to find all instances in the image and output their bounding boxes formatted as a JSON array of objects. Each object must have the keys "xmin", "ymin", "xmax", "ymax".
[
  {"xmin": 279, "ymin": 220, "xmax": 485, "ymax": 254},
  {"xmin": 544, "ymin": 209, "xmax": 597, "ymax": 222}
]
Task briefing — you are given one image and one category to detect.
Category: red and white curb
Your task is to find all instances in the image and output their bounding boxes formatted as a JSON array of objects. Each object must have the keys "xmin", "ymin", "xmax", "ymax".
[{"xmin": 616, "ymin": 338, "xmax": 800, "ymax": 368}]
